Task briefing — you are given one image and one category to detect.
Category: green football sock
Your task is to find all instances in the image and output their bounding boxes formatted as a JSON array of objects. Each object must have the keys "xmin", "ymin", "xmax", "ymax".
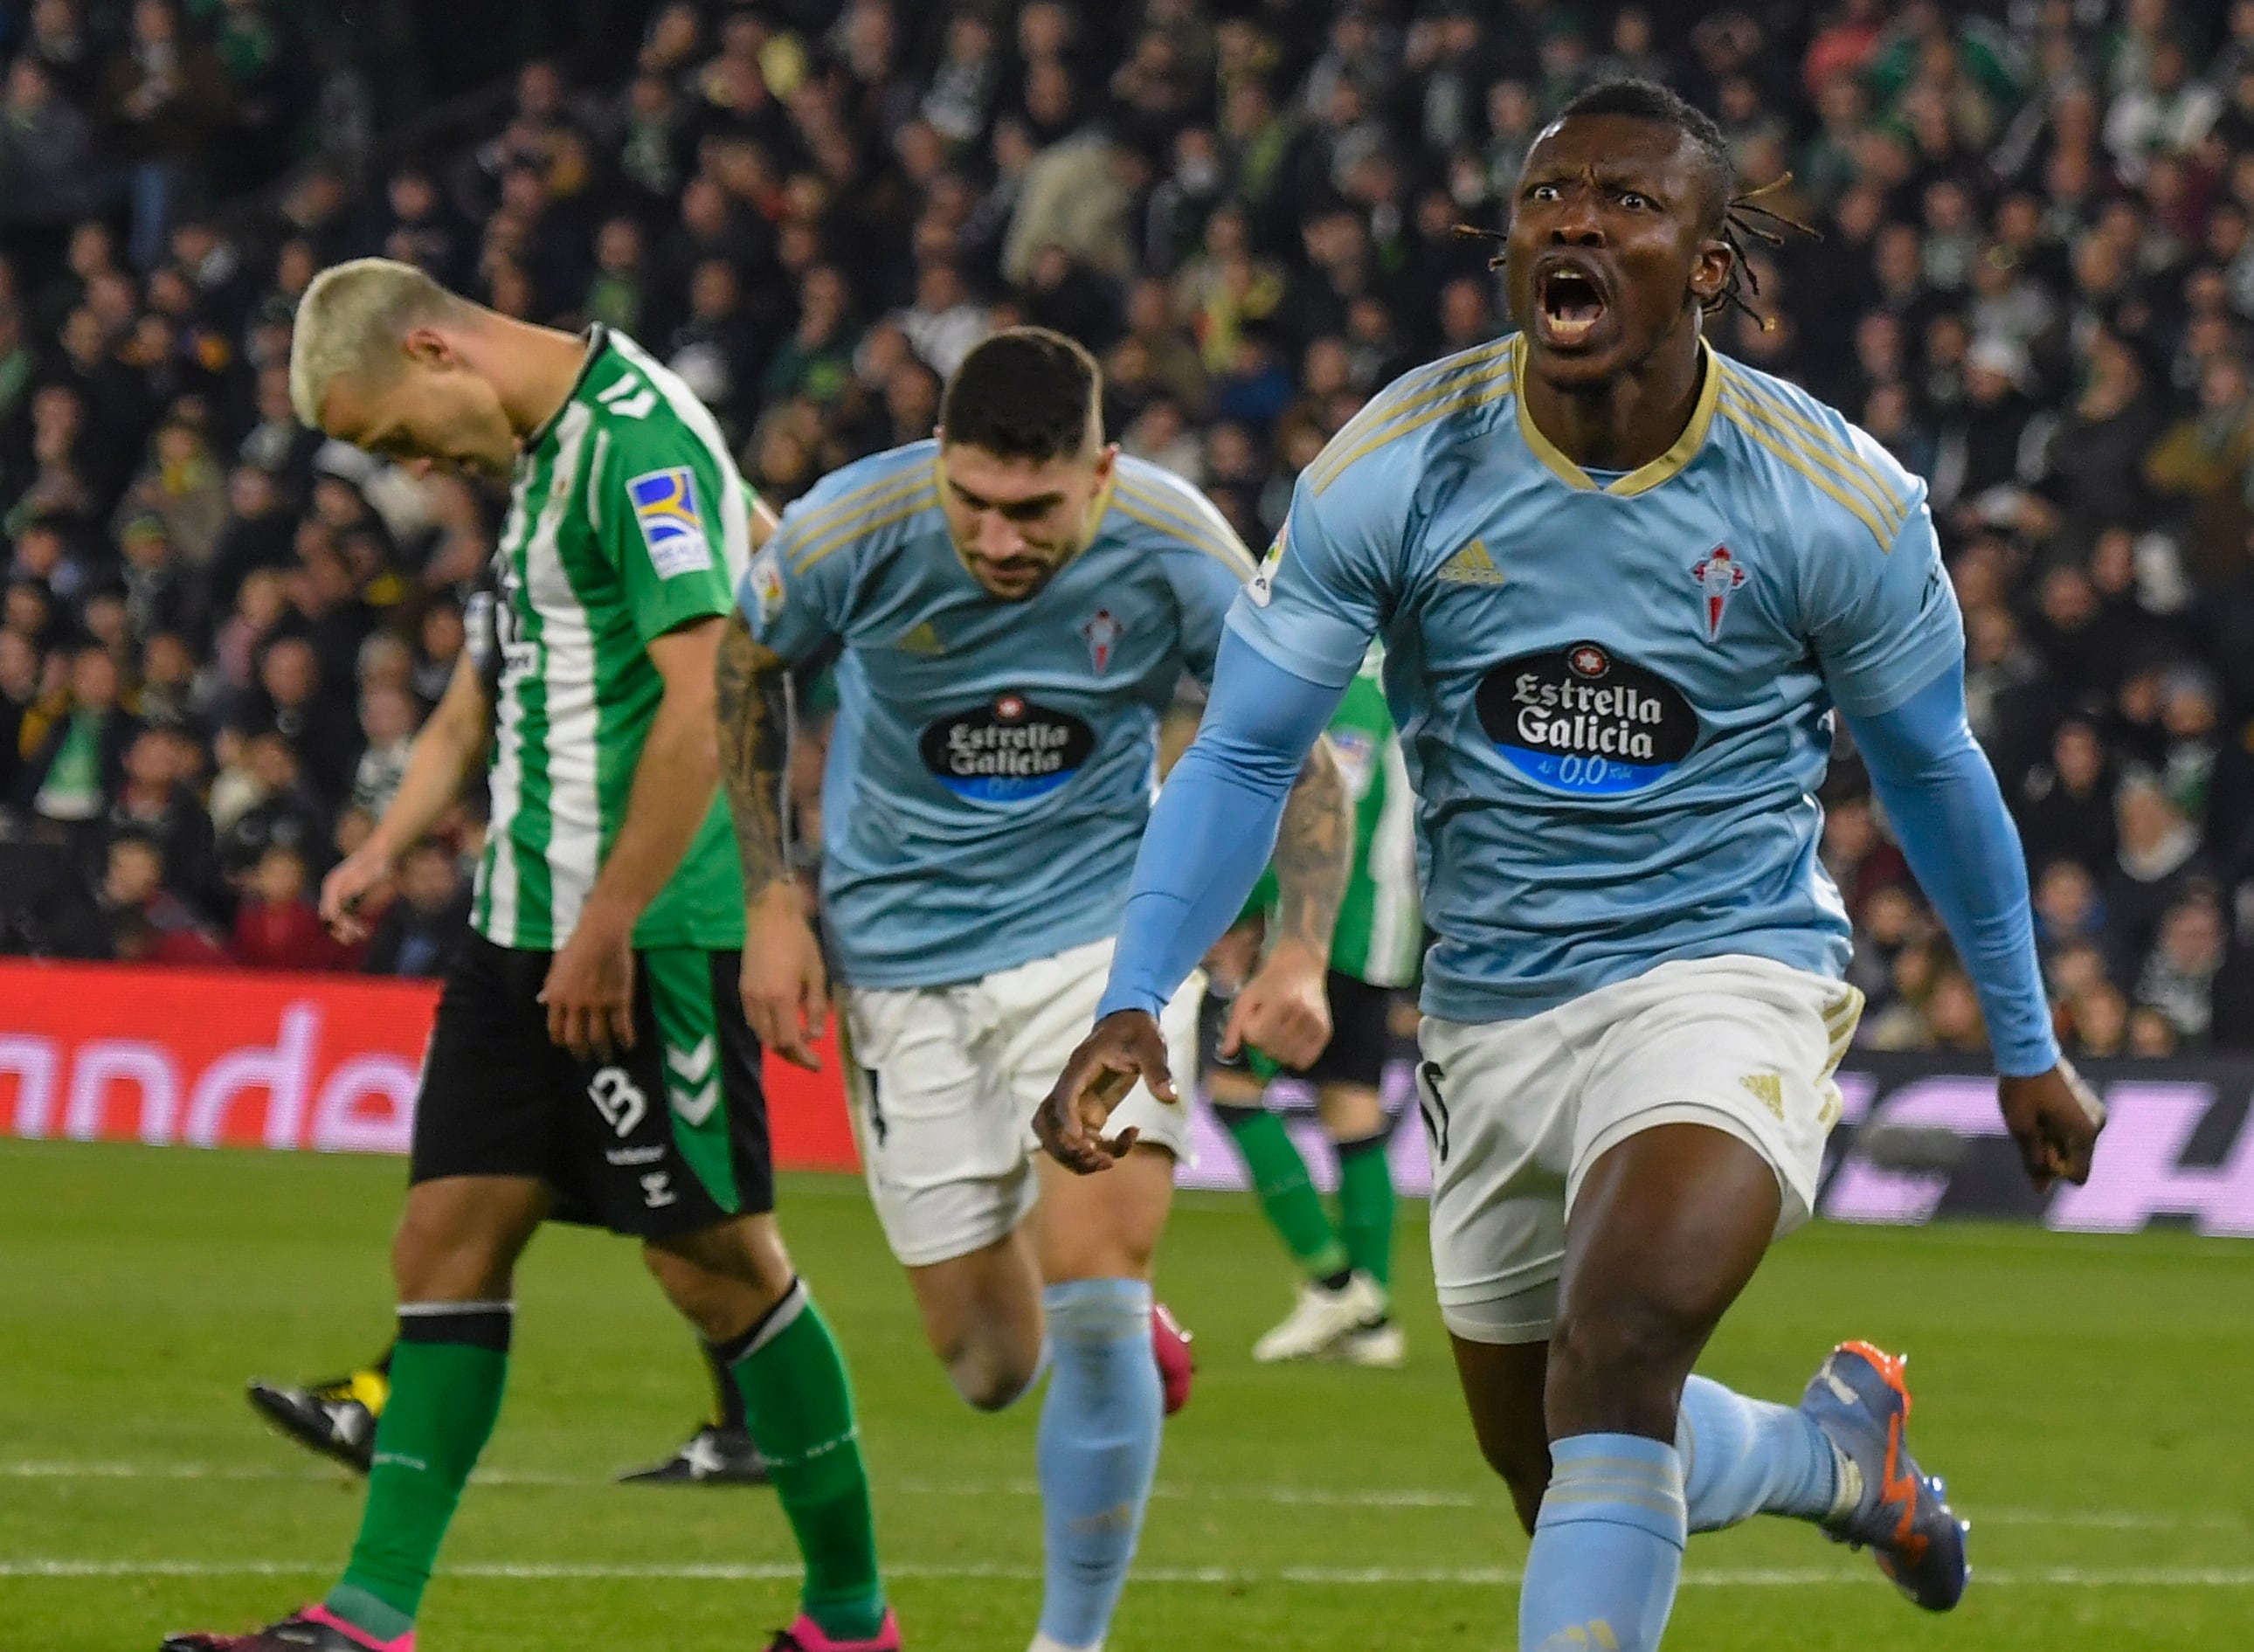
[
  {"xmin": 725, "ymin": 1281, "xmax": 887, "ymax": 1642},
  {"xmin": 1337, "ymin": 1130, "xmax": 1397, "ymax": 1291},
  {"xmin": 328, "ymin": 1303, "xmax": 512, "ymax": 1638},
  {"xmin": 1215, "ymin": 1102, "xmax": 1350, "ymax": 1283}
]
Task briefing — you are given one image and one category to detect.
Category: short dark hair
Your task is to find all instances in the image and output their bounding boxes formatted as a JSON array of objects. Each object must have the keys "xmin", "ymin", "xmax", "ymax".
[
  {"xmin": 939, "ymin": 327, "xmax": 1102, "ymax": 463},
  {"xmin": 1555, "ymin": 78, "xmax": 1732, "ymax": 231}
]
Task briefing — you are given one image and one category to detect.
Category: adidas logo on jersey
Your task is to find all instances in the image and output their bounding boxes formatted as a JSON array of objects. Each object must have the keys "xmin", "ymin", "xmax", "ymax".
[
  {"xmin": 1438, "ymin": 539, "xmax": 1506, "ymax": 585},
  {"xmin": 895, "ymin": 621, "xmax": 946, "ymax": 655}
]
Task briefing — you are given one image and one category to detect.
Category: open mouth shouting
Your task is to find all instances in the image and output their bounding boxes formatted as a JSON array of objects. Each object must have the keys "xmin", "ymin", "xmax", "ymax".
[{"xmin": 1534, "ymin": 257, "xmax": 1611, "ymax": 350}]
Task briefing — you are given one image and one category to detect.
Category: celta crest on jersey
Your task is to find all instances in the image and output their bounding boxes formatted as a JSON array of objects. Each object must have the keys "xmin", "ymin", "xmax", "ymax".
[
  {"xmin": 919, "ymin": 692, "xmax": 1097, "ymax": 803},
  {"xmin": 1082, "ymin": 608, "xmax": 1124, "ymax": 674},
  {"xmin": 1690, "ymin": 544, "xmax": 1746, "ymax": 641},
  {"xmin": 1476, "ymin": 639, "xmax": 1699, "ymax": 796},
  {"xmin": 626, "ymin": 467, "xmax": 713, "ymax": 577}
]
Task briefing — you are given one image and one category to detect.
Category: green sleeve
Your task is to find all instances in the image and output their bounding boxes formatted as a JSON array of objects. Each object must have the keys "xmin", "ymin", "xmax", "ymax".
[{"xmin": 599, "ymin": 418, "xmax": 740, "ymax": 646}]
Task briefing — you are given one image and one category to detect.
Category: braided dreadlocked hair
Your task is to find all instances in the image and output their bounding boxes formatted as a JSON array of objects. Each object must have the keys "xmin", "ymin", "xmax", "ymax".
[{"xmin": 1454, "ymin": 77, "xmax": 1818, "ymax": 331}]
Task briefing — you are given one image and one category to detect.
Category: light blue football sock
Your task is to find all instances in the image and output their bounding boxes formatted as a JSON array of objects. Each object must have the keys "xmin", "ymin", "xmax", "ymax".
[
  {"xmin": 1677, "ymin": 1373, "xmax": 1843, "ymax": 1531},
  {"xmin": 1518, "ymin": 1433, "xmax": 1685, "ymax": 1652},
  {"xmin": 1034, "ymin": 1278, "xmax": 1162, "ymax": 1650}
]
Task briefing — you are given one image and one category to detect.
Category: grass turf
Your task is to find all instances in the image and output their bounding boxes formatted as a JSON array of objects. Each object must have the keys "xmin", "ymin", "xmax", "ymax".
[{"xmin": 0, "ymin": 1138, "xmax": 2249, "ymax": 1650}]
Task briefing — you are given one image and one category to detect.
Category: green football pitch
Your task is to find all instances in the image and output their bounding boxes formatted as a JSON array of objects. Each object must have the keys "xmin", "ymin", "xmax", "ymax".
[{"xmin": 3, "ymin": 1139, "xmax": 2250, "ymax": 1651}]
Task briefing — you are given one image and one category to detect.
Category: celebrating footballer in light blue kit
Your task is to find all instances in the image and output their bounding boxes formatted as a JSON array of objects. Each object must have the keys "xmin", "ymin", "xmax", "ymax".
[
  {"xmin": 721, "ymin": 328, "xmax": 1350, "ymax": 1652},
  {"xmin": 1040, "ymin": 83, "xmax": 2102, "ymax": 1652}
]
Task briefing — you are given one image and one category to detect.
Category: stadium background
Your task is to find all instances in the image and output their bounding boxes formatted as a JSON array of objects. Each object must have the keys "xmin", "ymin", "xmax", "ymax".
[{"xmin": 1, "ymin": 3, "xmax": 2251, "ymax": 1650}]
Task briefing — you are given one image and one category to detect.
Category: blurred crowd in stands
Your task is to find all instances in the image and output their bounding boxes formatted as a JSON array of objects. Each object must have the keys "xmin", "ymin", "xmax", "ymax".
[{"xmin": 1, "ymin": 0, "xmax": 2250, "ymax": 1060}]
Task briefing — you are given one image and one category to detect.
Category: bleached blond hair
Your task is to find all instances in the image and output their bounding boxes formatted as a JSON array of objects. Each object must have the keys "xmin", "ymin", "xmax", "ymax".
[{"xmin": 287, "ymin": 258, "xmax": 472, "ymax": 430}]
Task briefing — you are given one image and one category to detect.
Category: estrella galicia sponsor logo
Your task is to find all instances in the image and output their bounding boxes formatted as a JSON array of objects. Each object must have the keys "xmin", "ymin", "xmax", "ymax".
[
  {"xmin": 920, "ymin": 692, "xmax": 1096, "ymax": 803},
  {"xmin": 1475, "ymin": 640, "xmax": 1698, "ymax": 794}
]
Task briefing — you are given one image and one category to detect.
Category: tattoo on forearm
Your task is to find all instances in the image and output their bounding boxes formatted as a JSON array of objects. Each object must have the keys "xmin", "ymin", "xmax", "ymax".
[
  {"xmin": 716, "ymin": 609, "xmax": 795, "ymax": 901},
  {"xmin": 1272, "ymin": 738, "xmax": 1352, "ymax": 955}
]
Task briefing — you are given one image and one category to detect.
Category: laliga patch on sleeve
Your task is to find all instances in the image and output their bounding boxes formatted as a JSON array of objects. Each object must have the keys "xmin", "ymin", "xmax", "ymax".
[
  {"xmin": 1248, "ymin": 515, "xmax": 1286, "ymax": 607},
  {"xmin": 744, "ymin": 544, "xmax": 785, "ymax": 626},
  {"xmin": 626, "ymin": 467, "xmax": 714, "ymax": 578}
]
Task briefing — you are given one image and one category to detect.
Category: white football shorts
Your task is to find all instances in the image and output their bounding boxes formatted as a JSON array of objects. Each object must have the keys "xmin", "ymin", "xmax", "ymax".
[
  {"xmin": 837, "ymin": 937, "xmax": 1202, "ymax": 1268},
  {"xmin": 1419, "ymin": 955, "xmax": 1863, "ymax": 1344}
]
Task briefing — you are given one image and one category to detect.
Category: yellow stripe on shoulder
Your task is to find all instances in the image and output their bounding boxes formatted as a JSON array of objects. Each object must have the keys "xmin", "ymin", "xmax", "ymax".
[
  {"xmin": 780, "ymin": 460, "xmax": 931, "ymax": 549},
  {"xmin": 1114, "ymin": 475, "xmax": 1259, "ymax": 577},
  {"xmin": 1721, "ymin": 391, "xmax": 1895, "ymax": 551},
  {"xmin": 1723, "ymin": 368, "xmax": 1910, "ymax": 538},
  {"xmin": 1311, "ymin": 344, "xmax": 1517, "ymax": 497},
  {"xmin": 1111, "ymin": 494, "xmax": 1256, "ymax": 579},
  {"xmin": 1306, "ymin": 335, "xmax": 1518, "ymax": 494},
  {"xmin": 785, "ymin": 470, "xmax": 938, "ymax": 573}
]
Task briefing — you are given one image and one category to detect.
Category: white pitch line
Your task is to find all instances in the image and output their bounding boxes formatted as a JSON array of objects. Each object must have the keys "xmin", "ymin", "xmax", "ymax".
[
  {"xmin": 2, "ymin": 1461, "xmax": 2241, "ymax": 1531},
  {"xmin": 5, "ymin": 1559, "xmax": 2254, "ymax": 1588}
]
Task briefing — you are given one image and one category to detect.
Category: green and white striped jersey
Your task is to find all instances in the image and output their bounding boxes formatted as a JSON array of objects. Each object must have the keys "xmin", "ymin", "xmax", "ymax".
[
  {"xmin": 472, "ymin": 326, "xmax": 748, "ymax": 953},
  {"xmin": 1242, "ymin": 646, "xmax": 1423, "ymax": 988}
]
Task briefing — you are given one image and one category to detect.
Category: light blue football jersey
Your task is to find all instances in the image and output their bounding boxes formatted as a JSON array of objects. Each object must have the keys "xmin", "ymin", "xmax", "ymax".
[
  {"xmin": 743, "ymin": 439, "xmax": 1258, "ymax": 988},
  {"xmin": 1232, "ymin": 333, "xmax": 1965, "ymax": 1024}
]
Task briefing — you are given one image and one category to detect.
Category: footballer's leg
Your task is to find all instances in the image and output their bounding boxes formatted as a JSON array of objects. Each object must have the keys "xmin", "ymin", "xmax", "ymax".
[
  {"xmin": 169, "ymin": 1176, "xmax": 550, "ymax": 1652},
  {"xmin": 1026, "ymin": 1145, "xmax": 1176, "ymax": 1652},
  {"xmin": 633, "ymin": 949, "xmax": 893, "ymax": 1650},
  {"xmin": 1204, "ymin": 983, "xmax": 1385, "ymax": 1365},
  {"xmin": 166, "ymin": 937, "xmax": 560, "ymax": 1652},
  {"xmin": 646, "ymin": 1219, "xmax": 892, "ymax": 1649},
  {"xmin": 1317, "ymin": 1064, "xmax": 1403, "ymax": 1368}
]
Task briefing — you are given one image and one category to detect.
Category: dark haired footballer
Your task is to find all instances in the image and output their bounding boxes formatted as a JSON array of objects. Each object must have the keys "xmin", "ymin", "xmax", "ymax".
[
  {"xmin": 1039, "ymin": 81, "xmax": 2105, "ymax": 1651},
  {"xmin": 716, "ymin": 326, "xmax": 1353, "ymax": 1652}
]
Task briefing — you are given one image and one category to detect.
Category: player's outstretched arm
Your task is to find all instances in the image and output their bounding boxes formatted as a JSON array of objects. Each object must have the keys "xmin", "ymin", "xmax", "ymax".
[
  {"xmin": 1842, "ymin": 669, "xmax": 2105, "ymax": 1188},
  {"xmin": 1034, "ymin": 632, "xmax": 1346, "ymax": 1171},
  {"xmin": 322, "ymin": 652, "xmax": 491, "ymax": 941},
  {"xmin": 1222, "ymin": 739, "xmax": 1351, "ymax": 1069},
  {"xmin": 716, "ymin": 607, "xmax": 827, "ymax": 1069}
]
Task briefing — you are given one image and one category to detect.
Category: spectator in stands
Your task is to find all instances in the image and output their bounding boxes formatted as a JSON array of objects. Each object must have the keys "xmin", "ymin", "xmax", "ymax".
[
  {"xmin": 2137, "ymin": 893, "xmax": 2230, "ymax": 1047},
  {"xmin": 230, "ymin": 840, "xmax": 344, "ymax": 971},
  {"xmin": 363, "ymin": 839, "xmax": 469, "ymax": 979},
  {"xmin": 104, "ymin": 723, "xmax": 216, "ymax": 915},
  {"xmin": 232, "ymin": 634, "xmax": 354, "ymax": 804},
  {"xmin": 2015, "ymin": 718, "xmax": 2119, "ymax": 875},
  {"xmin": 2107, "ymin": 771, "xmax": 2213, "ymax": 978},
  {"xmin": 13, "ymin": 643, "xmax": 138, "ymax": 829},
  {"xmin": 98, "ymin": 829, "xmax": 225, "ymax": 965},
  {"xmin": 349, "ymin": 683, "xmax": 418, "ymax": 821},
  {"xmin": 215, "ymin": 730, "xmax": 327, "ymax": 888}
]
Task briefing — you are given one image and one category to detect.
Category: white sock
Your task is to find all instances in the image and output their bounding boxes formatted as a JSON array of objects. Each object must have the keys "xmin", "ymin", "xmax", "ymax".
[{"xmin": 1028, "ymin": 1635, "xmax": 1101, "ymax": 1652}]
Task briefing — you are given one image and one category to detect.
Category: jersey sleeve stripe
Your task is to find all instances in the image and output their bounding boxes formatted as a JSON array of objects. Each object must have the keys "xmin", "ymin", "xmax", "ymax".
[
  {"xmin": 1298, "ymin": 356, "xmax": 1467, "ymax": 494},
  {"xmin": 784, "ymin": 471, "xmax": 938, "ymax": 573},
  {"xmin": 1114, "ymin": 477, "xmax": 1259, "ymax": 577},
  {"xmin": 1305, "ymin": 335, "xmax": 1519, "ymax": 494},
  {"xmin": 584, "ymin": 427, "xmax": 612, "ymax": 539},
  {"xmin": 1111, "ymin": 494, "xmax": 1255, "ymax": 579},
  {"xmin": 783, "ymin": 461, "xmax": 932, "ymax": 548},
  {"xmin": 1130, "ymin": 472, "xmax": 1261, "ymax": 574},
  {"xmin": 1311, "ymin": 353, "xmax": 1518, "ymax": 497},
  {"xmin": 1721, "ymin": 390, "xmax": 1898, "ymax": 550},
  {"xmin": 1724, "ymin": 369, "xmax": 1910, "ymax": 536}
]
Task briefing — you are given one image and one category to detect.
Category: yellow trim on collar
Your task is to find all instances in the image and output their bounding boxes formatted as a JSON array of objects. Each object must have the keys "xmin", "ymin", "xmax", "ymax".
[{"xmin": 1514, "ymin": 336, "xmax": 1721, "ymax": 497}]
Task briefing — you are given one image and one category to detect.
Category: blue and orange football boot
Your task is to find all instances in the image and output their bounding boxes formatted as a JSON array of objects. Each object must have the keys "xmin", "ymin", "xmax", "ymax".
[{"xmin": 1800, "ymin": 1340, "xmax": 1971, "ymax": 1611}]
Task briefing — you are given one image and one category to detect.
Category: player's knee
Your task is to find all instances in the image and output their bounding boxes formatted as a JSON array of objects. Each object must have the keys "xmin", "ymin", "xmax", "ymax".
[
  {"xmin": 940, "ymin": 1333, "xmax": 1041, "ymax": 1412},
  {"xmin": 391, "ymin": 1196, "xmax": 515, "ymax": 1301},
  {"xmin": 1545, "ymin": 1299, "xmax": 1703, "ymax": 1430},
  {"xmin": 644, "ymin": 1227, "xmax": 795, "ymax": 1344}
]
